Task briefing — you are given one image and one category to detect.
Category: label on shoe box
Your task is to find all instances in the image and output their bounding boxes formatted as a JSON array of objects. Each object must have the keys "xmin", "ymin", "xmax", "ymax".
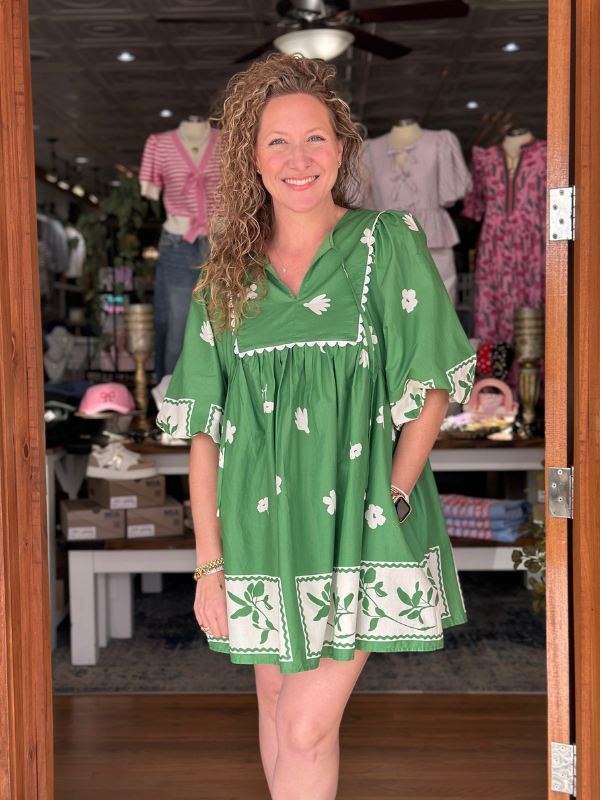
[
  {"xmin": 67, "ymin": 526, "xmax": 97, "ymax": 540},
  {"xmin": 127, "ymin": 524, "xmax": 155, "ymax": 538},
  {"xmin": 110, "ymin": 495, "xmax": 138, "ymax": 510}
]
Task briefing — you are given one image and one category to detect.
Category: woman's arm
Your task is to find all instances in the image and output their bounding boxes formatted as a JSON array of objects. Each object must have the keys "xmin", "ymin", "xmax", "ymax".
[
  {"xmin": 189, "ymin": 432, "xmax": 228, "ymax": 638},
  {"xmin": 391, "ymin": 388, "xmax": 449, "ymax": 497}
]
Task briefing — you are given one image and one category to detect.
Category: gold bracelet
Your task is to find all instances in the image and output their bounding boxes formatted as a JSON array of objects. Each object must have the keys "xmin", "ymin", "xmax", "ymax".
[{"xmin": 194, "ymin": 557, "xmax": 224, "ymax": 581}]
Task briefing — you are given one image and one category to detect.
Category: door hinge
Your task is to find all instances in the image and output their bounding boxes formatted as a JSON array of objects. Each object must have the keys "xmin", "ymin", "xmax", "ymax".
[
  {"xmin": 551, "ymin": 742, "xmax": 576, "ymax": 796},
  {"xmin": 548, "ymin": 467, "xmax": 574, "ymax": 519},
  {"xmin": 549, "ymin": 187, "xmax": 575, "ymax": 241}
]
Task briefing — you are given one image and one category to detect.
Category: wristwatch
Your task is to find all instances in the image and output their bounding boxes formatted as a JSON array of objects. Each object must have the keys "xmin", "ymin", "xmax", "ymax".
[{"xmin": 391, "ymin": 485, "xmax": 412, "ymax": 523}]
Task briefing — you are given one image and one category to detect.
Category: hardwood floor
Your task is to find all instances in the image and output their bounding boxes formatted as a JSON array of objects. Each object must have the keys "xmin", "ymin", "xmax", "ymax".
[{"xmin": 53, "ymin": 694, "xmax": 547, "ymax": 799}]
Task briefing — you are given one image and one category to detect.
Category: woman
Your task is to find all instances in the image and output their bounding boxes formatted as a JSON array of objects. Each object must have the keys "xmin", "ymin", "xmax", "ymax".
[{"xmin": 157, "ymin": 54, "xmax": 475, "ymax": 800}]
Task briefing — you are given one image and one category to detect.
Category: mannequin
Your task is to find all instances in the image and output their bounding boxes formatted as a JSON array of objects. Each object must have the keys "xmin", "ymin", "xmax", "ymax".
[
  {"xmin": 361, "ymin": 118, "xmax": 472, "ymax": 306},
  {"xmin": 501, "ymin": 127, "xmax": 534, "ymax": 175},
  {"xmin": 387, "ymin": 119, "xmax": 423, "ymax": 171},
  {"xmin": 139, "ymin": 114, "xmax": 222, "ymax": 380}
]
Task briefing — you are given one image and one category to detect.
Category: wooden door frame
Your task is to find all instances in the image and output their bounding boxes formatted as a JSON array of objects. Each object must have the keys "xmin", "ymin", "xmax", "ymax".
[
  {"xmin": 0, "ymin": 0, "xmax": 598, "ymax": 798},
  {"xmin": 0, "ymin": 0, "xmax": 54, "ymax": 798}
]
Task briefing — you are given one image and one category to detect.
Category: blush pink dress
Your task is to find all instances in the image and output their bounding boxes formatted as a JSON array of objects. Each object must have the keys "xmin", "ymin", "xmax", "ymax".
[{"xmin": 461, "ymin": 138, "xmax": 547, "ymax": 344}]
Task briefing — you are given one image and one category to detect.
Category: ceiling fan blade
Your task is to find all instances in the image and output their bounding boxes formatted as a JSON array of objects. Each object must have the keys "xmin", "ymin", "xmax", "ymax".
[
  {"xmin": 233, "ymin": 39, "xmax": 278, "ymax": 64},
  {"xmin": 349, "ymin": 0, "xmax": 469, "ymax": 25},
  {"xmin": 155, "ymin": 16, "xmax": 276, "ymax": 25},
  {"xmin": 338, "ymin": 25, "xmax": 411, "ymax": 59}
]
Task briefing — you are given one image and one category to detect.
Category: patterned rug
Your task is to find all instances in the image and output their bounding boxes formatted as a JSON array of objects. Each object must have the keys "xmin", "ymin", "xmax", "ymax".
[{"xmin": 52, "ymin": 571, "xmax": 546, "ymax": 694}]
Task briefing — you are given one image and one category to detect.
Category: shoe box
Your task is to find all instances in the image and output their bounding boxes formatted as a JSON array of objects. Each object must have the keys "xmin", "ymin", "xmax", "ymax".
[
  {"xmin": 88, "ymin": 476, "xmax": 166, "ymax": 509},
  {"xmin": 60, "ymin": 499, "xmax": 125, "ymax": 541},
  {"xmin": 86, "ymin": 475, "xmax": 183, "ymax": 539},
  {"xmin": 126, "ymin": 496, "xmax": 184, "ymax": 539}
]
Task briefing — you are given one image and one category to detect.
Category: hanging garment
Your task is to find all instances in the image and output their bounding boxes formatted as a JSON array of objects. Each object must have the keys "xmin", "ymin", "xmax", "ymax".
[
  {"xmin": 139, "ymin": 128, "xmax": 221, "ymax": 243},
  {"xmin": 37, "ymin": 241, "xmax": 54, "ymax": 297},
  {"xmin": 360, "ymin": 129, "xmax": 472, "ymax": 303},
  {"xmin": 461, "ymin": 139, "xmax": 547, "ymax": 343},
  {"xmin": 37, "ymin": 213, "xmax": 69, "ymax": 274},
  {"xmin": 157, "ymin": 208, "xmax": 475, "ymax": 673},
  {"xmin": 64, "ymin": 223, "xmax": 87, "ymax": 279}
]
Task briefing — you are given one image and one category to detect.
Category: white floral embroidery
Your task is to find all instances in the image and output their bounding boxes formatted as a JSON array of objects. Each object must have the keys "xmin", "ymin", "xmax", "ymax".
[
  {"xmin": 402, "ymin": 213, "xmax": 419, "ymax": 232},
  {"xmin": 200, "ymin": 321, "xmax": 215, "ymax": 346},
  {"xmin": 295, "ymin": 408, "xmax": 310, "ymax": 434},
  {"xmin": 349, "ymin": 443, "xmax": 362, "ymax": 460},
  {"xmin": 363, "ymin": 326, "xmax": 378, "ymax": 346},
  {"xmin": 263, "ymin": 401, "xmax": 274, "ymax": 413},
  {"xmin": 246, "ymin": 283, "xmax": 258, "ymax": 300},
  {"xmin": 257, "ymin": 497, "xmax": 269, "ymax": 513},
  {"xmin": 218, "ymin": 449, "xmax": 224, "ymax": 468},
  {"xmin": 360, "ymin": 229, "xmax": 375, "ymax": 246},
  {"xmin": 401, "ymin": 289, "xmax": 418, "ymax": 313},
  {"xmin": 376, "ymin": 406, "xmax": 385, "ymax": 427},
  {"xmin": 225, "ymin": 420, "xmax": 236, "ymax": 444},
  {"xmin": 276, "ymin": 476, "xmax": 282, "ymax": 495},
  {"xmin": 323, "ymin": 490, "xmax": 336, "ymax": 515},
  {"xmin": 359, "ymin": 349, "xmax": 369, "ymax": 369},
  {"xmin": 303, "ymin": 294, "xmax": 331, "ymax": 315},
  {"xmin": 365, "ymin": 504, "xmax": 386, "ymax": 529}
]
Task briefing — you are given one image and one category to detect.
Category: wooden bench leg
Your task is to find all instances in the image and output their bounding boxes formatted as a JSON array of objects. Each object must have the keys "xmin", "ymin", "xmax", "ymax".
[
  {"xmin": 96, "ymin": 574, "xmax": 108, "ymax": 648},
  {"xmin": 69, "ymin": 551, "xmax": 99, "ymax": 666},
  {"xmin": 108, "ymin": 573, "xmax": 134, "ymax": 639}
]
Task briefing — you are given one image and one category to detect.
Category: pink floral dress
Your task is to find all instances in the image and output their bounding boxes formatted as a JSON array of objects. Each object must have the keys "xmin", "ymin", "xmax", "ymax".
[{"xmin": 461, "ymin": 139, "xmax": 547, "ymax": 343}]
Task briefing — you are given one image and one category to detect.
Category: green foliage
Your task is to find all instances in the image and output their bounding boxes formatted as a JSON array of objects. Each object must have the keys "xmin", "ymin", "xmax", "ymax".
[
  {"xmin": 512, "ymin": 517, "xmax": 546, "ymax": 613},
  {"xmin": 77, "ymin": 174, "xmax": 162, "ymax": 343}
]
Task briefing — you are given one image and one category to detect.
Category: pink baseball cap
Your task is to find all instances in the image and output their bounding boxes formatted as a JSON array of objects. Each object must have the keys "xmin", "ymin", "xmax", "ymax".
[{"xmin": 79, "ymin": 383, "xmax": 136, "ymax": 415}]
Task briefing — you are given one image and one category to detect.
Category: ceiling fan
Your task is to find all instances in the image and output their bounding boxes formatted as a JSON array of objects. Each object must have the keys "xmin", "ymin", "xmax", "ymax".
[{"xmin": 155, "ymin": 0, "xmax": 469, "ymax": 64}]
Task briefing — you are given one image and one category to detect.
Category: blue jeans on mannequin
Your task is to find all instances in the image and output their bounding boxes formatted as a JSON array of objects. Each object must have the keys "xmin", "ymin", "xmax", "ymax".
[{"xmin": 154, "ymin": 230, "xmax": 209, "ymax": 382}]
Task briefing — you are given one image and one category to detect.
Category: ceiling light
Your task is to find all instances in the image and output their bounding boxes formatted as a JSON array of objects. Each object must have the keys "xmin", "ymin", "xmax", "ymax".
[
  {"xmin": 72, "ymin": 185, "xmax": 86, "ymax": 197},
  {"xmin": 88, "ymin": 194, "xmax": 99, "ymax": 204},
  {"xmin": 45, "ymin": 172, "xmax": 58, "ymax": 183},
  {"xmin": 75, "ymin": 156, "xmax": 89, "ymax": 164},
  {"xmin": 274, "ymin": 28, "xmax": 354, "ymax": 61},
  {"xmin": 160, "ymin": 109, "xmax": 173, "ymax": 118},
  {"xmin": 466, "ymin": 101, "xmax": 479, "ymax": 109},
  {"xmin": 117, "ymin": 51, "xmax": 135, "ymax": 62},
  {"xmin": 110, "ymin": 180, "xmax": 121, "ymax": 187},
  {"xmin": 58, "ymin": 180, "xmax": 70, "ymax": 191},
  {"xmin": 142, "ymin": 246, "xmax": 160, "ymax": 261},
  {"xmin": 502, "ymin": 42, "xmax": 520, "ymax": 52}
]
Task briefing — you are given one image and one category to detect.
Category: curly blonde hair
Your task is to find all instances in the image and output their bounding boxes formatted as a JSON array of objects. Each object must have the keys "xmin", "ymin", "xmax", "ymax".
[{"xmin": 195, "ymin": 53, "xmax": 363, "ymax": 332}]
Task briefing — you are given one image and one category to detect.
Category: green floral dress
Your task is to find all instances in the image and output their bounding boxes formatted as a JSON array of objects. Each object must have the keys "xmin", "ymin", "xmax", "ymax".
[{"xmin": 157, "ymin": 208, "xmax": 476, "ymax": 674}]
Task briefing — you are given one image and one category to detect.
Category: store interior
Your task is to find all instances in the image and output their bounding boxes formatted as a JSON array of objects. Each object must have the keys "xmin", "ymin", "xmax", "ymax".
[{"xmin": 30, "ymin": 0, "xmax": 549, "ymax": 795}]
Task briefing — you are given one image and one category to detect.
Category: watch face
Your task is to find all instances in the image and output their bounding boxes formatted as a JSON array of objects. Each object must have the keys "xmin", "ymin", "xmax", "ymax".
[{"xmin": 394, "ymin": 496, "xmax": 411, "ymax": 523}]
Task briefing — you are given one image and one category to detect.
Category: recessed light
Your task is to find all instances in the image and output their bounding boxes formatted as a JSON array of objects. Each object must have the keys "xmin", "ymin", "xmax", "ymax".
[
  {"xmin": 57, "ymin": 180, "xmax": 70, "ymax": 191},
  {"xmin": 72, "ymin": 185, "xmax": 86, "ymax": 197},
  {"xmin": 88, "ymin": 194, "xmax": 99, "ymax": 204},
  {"xmin": 45, "ymin": 173, "xmax": 58, "ymax": 183},
  {"xmin": 110, "ymin": 180, "xmax": 121, "ymax": 187},
  {"xmin": 75, "ymin": 156, "xmax": 89, "ymax": 164},
  {"xmin": 160, "ymin": 109, "xmax": 173, "ymax": 118},
  {"xmin": 466, "ymin": 101, "xmax": 479, "ymax": 109},
  {"xmin": 502, "ymin": 42, "xmax": 520, "ymax": 52},
  {"xmin": 117, "ymin": 51, "xmax": 135, "ymax": 62}
]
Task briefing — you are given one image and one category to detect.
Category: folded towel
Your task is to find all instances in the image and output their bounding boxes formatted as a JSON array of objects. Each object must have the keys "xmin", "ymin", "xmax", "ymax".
[
  {"xmin": 445, "ymin": 522, "xmax": 526, "ymax": 543},
  {"xmin": 443, "ymin": 515, "xmax": 528, "ymax": 531},
  {"xmin": 439, "ymin": 494, "xmax": 531, "ymax": 521}
]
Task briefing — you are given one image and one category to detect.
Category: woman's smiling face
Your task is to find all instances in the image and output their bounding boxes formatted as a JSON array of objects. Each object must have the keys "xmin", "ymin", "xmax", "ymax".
[{"xmin": 255, "ymin": 93, "xmax": 344, "ymax": 216}]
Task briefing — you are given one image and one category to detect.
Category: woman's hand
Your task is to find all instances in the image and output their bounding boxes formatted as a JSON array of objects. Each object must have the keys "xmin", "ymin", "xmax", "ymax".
[{"xmin": 194, "ymin": 571, "xmax": 229, "ymax": 639}]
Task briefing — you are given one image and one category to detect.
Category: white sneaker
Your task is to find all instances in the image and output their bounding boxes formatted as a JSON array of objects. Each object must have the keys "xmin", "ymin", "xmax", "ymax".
[{"xmin": 86, "ymin": 442, "xmax": 158, "ymax": 480}]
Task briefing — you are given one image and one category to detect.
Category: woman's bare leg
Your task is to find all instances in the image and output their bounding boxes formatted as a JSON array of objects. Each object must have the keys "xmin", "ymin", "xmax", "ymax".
[
  {"xmin": 254, "ymin": 664, "xmax": 284, "ymax": 794},
  {"xmin": 270, "ymin": 652, "xmax": 369, "ymax": 800}
]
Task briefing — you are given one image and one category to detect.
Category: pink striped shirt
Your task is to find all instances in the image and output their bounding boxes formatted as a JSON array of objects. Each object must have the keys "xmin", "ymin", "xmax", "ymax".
[{"xmin": 139, "ymin": 127, "xmax": 221, "ymax": 243}]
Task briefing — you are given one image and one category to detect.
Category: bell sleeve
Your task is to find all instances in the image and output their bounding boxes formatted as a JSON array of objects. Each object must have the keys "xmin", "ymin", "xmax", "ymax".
[
  {"xmin": 156, "ymin": 298, "xmax": 228, "ymax": 443},
  {"xmin": 373, "ymin": 210, "xmax": 476, "ymax": 427},
  {"xmin": 461, "ymin": 147, "xmax": 486, "ymax": 222},
  {"xmin": 358, "ymin": 141, "xmax": 375, "ymax": 209},
  {"xmin": 437, "ymin": 129, "xmax": 472, "ymax": 207},
  {"xmin": 139, "ymin": 134, "xmax": 163, "ymax": 201}
]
